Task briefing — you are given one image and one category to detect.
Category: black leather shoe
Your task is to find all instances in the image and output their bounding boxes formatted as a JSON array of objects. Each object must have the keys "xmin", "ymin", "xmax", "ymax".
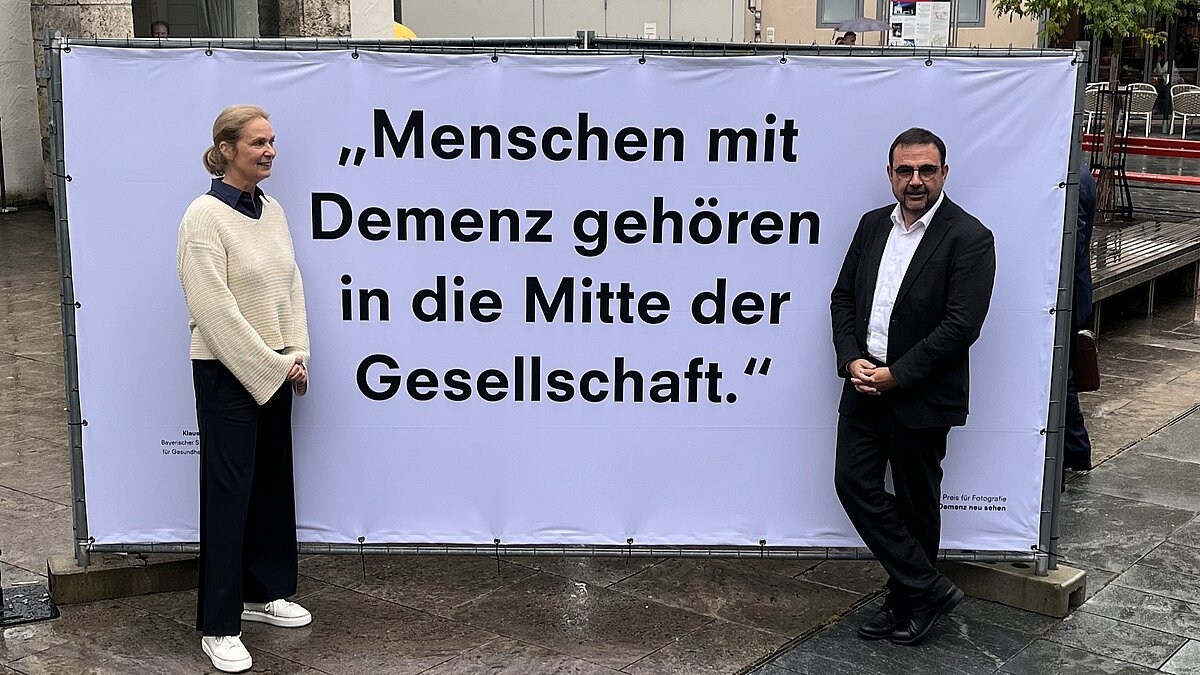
[
  {"xmin": 857, "ymin": 607, "xmax": 906, "ymax": 639},
  {"xmin": 890, "ymin": 585, "xmax": 965, "ymax": 646}
]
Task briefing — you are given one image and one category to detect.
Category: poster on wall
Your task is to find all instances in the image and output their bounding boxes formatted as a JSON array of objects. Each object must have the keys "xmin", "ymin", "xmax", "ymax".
[
  {"xmin": 890, "ymin": 0, "xmax": 952, "ymax": 47},
  {"xmin": 59, "ymin": 46, "xmax": 1076, "ymax": 552}
]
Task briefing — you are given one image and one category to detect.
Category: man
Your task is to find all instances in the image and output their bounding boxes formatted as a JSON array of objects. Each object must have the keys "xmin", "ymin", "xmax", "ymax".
[
  {"xmin": 1064, "ymin": 164, "xmax": 1097, "ymax": 479},
  {"xmin": 151, "ymin": 20, "xmax": 170, "ymax": 38},
  {"xmin": 829, "ymin": 128, "xmax": 996, "ymax": 646},
  {"xmin": 843, "ymin": 31, "xmax": 857, "ymax": 45}
]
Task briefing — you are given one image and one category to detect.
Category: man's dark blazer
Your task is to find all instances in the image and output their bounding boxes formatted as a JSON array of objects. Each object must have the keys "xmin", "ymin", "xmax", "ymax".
[{"xmin": 830, "ymin": 197, "xmax": 996, "ymax": 429}]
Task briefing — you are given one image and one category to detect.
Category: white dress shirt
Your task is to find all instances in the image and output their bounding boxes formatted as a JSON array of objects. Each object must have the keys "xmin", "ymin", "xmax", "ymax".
[{"xmin": 865, "ymin": 192, "xmax": 945, "ymax": 362}]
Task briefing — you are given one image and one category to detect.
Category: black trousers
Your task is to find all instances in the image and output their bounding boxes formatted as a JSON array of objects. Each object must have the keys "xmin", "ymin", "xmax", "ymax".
[
  {"xmin": 1063, "ymin": 375, "xmax": 1092, "ymax": 471},
  {"xmin": 193, "ymin": 359, "xmax": 298, "ymax": 636},
  {"xmin": 834, "ymin": 398, "xmax": 952, "ymax": 609}
]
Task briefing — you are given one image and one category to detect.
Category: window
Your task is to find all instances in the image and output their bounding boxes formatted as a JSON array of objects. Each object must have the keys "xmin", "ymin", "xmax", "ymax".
[
  {"xmin": 818, "ymin": 0, "xmax": 864, "ymax": 28},
  {"xmin": 957, "ymin": 0, "xmax": 985, "ymax": 27}
]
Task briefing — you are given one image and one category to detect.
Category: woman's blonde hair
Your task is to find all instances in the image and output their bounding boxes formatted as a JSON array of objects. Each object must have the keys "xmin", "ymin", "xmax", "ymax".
[{"xmin": 202, "ymin": 105, "xmax": 270, "ymax": 176}]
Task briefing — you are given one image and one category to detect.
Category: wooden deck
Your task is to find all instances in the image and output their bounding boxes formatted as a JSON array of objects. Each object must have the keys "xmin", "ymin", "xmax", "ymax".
[{"xmin": 1090, "ymin": 218, "xmax": 1200, "ymax": 326}]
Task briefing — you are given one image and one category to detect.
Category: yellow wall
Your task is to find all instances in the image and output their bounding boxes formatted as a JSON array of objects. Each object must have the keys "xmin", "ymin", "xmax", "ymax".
[{"xmin": 957, "ymin": 13, "xmax": 1039, "ymax": 48}]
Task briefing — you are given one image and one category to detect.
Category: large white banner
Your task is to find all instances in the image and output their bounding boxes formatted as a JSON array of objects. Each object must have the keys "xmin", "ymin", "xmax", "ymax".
[{"xmin": 60, "ymin": 46, "xmax": 1075, "ymax": 551}]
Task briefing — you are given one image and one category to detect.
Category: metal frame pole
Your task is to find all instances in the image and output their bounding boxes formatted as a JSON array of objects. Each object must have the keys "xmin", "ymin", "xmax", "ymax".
[
  {"xmin": 1037, "ymin": 41, "xmax": 1091, "ymax": 576},
  {"xmin": 87, "ymin": 541, "xmax": 1040, "ymax": 563},
  {"xmin": 44, "ymin": 33, "xmax": 91, "ymax": 567}
]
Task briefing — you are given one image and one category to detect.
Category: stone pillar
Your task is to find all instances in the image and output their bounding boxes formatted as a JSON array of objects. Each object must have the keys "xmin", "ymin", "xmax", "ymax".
[
  {"xmin": 277, "ymin": 0, "xmax": 350, "ymax": 37},
  {"xmin": 0, "ymin": 0, "xmax": 44, "ymax": 203},
  {"xmin": 30, "ymin": 0, "xmax": 134, "ymax": 198}
]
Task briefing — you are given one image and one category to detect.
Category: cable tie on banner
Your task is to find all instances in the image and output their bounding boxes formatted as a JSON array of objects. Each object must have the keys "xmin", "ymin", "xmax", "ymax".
[
  {"xmin": 493, "ymin": 538, "xmax": 502, "ymax": 575},
  {"xmin": 759, "ymin": 539, "xmax": 767, "ymax": 558},
  {"xmin": 638, "ymin": 52, "xmax": 646, "ymax": 65},
  {"xmin": 351, "ymin": 45, "xmax": 358, "ymax": 59},
  {"xmin": 1058, "ymin": 181, "xmax": 1067, "ymax": 189},
  {"xmin": 925, "ymin": 53, "xmax": 934, "ymax": 67},
  {"xmin": 491, "ymin": 48, "xmax": 498, "ymax": 63},
  {"xmin": 1040, "ymin": 428, "xmax": 1047, "ymax": 435},
  {"xmin": 357, "ymin": 536, "xmax": 366, "ymax": 580},
  {"xmin": 1048, "ymin": 307, "xmax": 1056, "ymax": 315},
  {"xmin": 626, "ymin": 537, "xmax": 634, "ymax": 559},
  {"xmin": 205, "ymin": 43, "xmax": 213, "ymax": 57},
  {"xmin": 780, "ymin": 49, "xmax": 787, "ymax": 64}
]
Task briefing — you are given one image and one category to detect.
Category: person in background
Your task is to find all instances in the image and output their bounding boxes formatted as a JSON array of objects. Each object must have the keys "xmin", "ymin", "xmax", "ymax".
[
  {"xmin": 844, "ymin": 31, "xmax": 858, "ymax": 46},
  {"xmin": 836, "ymin": 36, "xmax": 846, "ymax": 45},
  {"xmin": 178, "ymin": 104, "xmax": 312, "ymax": 673},
  {"xmin": 1153, "ymin": 51, "xmax": 1176, "ymax": 124},
  {"xmin": 151, "ymin": 20, "xmax": 170, "ymax": 38},
  {"xmin": 1064, "ymin": 164, "xmax": 1097, "ymax": 483},
  {"xmin": 830, "ymin": 127, "xmax": 996, "ymax": 647}
]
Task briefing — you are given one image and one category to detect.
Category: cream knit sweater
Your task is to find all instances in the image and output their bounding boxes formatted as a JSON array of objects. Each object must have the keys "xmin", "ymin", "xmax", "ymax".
[{"xmin": 178, "ymin": 194, "xmax": 310, "ymax": 405}]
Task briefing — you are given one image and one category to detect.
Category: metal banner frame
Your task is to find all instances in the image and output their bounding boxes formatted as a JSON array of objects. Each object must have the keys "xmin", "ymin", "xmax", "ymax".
[{"xmin": 43, "ymin": 35, "xmax": 1085, "ymax": 572}]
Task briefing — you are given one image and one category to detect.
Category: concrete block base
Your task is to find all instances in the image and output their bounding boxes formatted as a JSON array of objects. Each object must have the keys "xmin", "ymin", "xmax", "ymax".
[
  {"xmin": 47, "ymin": 553, "xmax": 197, "ymax": 605},
  {"xmin": 941, "ymin": 561, "xmax": 1086, "ymax": 618}
]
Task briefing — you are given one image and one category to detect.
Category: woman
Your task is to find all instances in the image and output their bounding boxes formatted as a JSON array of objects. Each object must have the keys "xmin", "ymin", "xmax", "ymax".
[{"xmin": 178, "ymin": 105, "xmax": 311, "ymax": 674}]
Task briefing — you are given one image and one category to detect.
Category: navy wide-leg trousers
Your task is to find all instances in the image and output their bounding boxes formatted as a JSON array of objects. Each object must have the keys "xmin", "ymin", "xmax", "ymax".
[{"xmin": 193, "ymin": 359, "xmax": 298, "ymax": 636}]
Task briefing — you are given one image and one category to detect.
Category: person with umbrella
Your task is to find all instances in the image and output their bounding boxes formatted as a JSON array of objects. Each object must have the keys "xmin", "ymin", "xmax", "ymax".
[{"xmin": 836, "ymin": 17, "xmax": 890, "ymax": 45}]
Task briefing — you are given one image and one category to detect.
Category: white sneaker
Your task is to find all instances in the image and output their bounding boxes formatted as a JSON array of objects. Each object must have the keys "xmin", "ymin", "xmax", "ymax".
[
  {"xmin": 241, "ymin": 599, "xmax": 312, "ymax": 628},
  {"xmin": 201, "ymin": 634, "xmax": 252, "ymax": 673}
]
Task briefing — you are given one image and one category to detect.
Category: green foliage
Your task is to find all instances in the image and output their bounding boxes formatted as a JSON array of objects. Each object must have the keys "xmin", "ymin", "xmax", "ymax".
[{"xmin": 993, "ymin": 0, "xmax": 1181, "ymax": 41}]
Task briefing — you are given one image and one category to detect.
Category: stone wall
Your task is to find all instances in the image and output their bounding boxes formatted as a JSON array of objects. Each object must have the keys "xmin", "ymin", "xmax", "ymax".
[{"xmin": 278, "ymin": 0, "xmax": 349, "ymax": 37}]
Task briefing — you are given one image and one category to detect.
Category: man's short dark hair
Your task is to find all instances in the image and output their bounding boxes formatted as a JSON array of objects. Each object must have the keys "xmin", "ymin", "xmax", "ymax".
[
  {"xmin": 845, "ymin": 31, "xmax": 856, "ymax": 38},
  {"xmin": 151, "ymin": 20, "xmax": 169, "ymax": 32},
  {"xmin": 889, "ymin": 127, "xmax": 947, "ymax": 166}
]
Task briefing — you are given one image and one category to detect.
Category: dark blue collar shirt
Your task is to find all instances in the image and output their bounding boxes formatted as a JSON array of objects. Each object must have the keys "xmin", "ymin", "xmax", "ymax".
[{"xmin": 207, "ymin": 178, "xmax": 268, "ymax": 219}]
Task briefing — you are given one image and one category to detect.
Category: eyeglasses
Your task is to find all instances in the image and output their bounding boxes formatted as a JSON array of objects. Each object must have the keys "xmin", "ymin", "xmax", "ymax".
[{"xmin": 892, "ymin": 164, "xmax": 941, "ymax": 179}]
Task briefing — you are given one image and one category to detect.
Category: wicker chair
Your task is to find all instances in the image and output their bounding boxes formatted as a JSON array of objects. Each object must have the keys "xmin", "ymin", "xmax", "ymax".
[
  {"xmin": 1084, "ymin": 82, "xmax": 1109, "ymax": 134},
  {"xmin": 1169, "ymin": 84, "xmax": 1200, "ymax": 138},
  {"xmin": 1122, "ymin": 83, "xmax": 1157, "ymax": 136}
]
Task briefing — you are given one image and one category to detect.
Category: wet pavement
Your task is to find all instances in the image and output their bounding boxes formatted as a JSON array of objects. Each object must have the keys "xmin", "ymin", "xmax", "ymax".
[{"xmin": 3, "ymin": 184, "xmax": 1200, "ymax": 672}]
